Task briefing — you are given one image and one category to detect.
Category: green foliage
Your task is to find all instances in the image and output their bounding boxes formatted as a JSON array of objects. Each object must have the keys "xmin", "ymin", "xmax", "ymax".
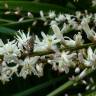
[
  {"xmin": 0, "ymin": 1, "xmax": 75, "ymax": 13},
  {"xmin": 13, "ymin": 75, "xmax": 65, "ymax": 96}
]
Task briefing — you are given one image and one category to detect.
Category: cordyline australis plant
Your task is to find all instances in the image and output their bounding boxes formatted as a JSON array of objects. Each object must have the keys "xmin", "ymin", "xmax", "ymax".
[{"xmin": 1, "ymin": 9, "xmax": 96, "ymax": 95}]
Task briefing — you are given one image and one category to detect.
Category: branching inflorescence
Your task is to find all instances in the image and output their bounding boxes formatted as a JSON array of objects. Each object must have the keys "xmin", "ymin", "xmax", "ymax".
[{"xmin": 0, "ymin": 10, "xmax": 96, "ymax": 85}]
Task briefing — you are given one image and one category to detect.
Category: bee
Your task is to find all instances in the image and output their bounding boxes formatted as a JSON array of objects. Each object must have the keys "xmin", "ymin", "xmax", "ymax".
[
  {"xmin": 24, "ymin": 33, "xmax": 35, "ymax": 55},
  {"xmin": 0, "ymin": 56, "xmax": 4, "ymax": 73}
]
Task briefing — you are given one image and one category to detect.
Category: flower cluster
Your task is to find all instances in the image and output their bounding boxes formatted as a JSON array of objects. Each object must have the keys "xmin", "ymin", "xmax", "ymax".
[
  {"xmin": 0, "ymin": 10, "xmax": 96, "ymax": 85},
  {"xmin": 92, "ymin": 0, "xmax": 96, "ymax": 6}
]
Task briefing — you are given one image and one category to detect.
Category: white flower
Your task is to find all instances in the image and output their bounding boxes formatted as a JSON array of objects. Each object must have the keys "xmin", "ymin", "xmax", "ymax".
[
  {"xmin": 51, "ymin": 24, "xmax": 65, "ymax": 44},
  {"xmin": 93, "ymin": 13, "xmax": 96, "ymax": 24},
  {"xmin": 0, "ymin": 62, "xmax": 10, "ymax": 84},
  {"xmin": 64, "ymin": 14, "xmax": 80, "ymax": 30},
  {"xmin": 4, "ymin": 55, "xmax": 19, "ymax": 64},
  {"xmin": 84, "ymin": 47, "xmax": 96, "ymax": 67},
  {"xmin": 8, "ymin": 65, "xmax": 19, "ymax": 77},
  {"xmin": 75, "ymin": 67, "xmax": 80, "ymax": 73},
  {"xmin": 64, "ymin": 32, "xmax": 83, "ymax": 47},
  {"xmin": 0, "ymin": 74, "xmax": 10, "ymax": 84},
  {"xmin": 81, "ymin": 18, "xmax": 96, "ymax": 42},
  {"xmin": 0, "ymin": 39, "xmax": 4, "ymax": 47},
  {"xmin": 27, "ymin": 12, "xmax": 33, "ymax": 17},
  {"xmin": 0, "ymin": 40, "xmax": 21, "ymax": 63},
  {"xmin": 34, "ymin": 32, "xmax": 60, "ymax": 52},
  {"xmin": 18, "ymin": 17, "xmax": 24, "ymax": 22},
  {"xmin": 85, "ymin": 13, "xmax": 93, "ymax": 23},
  {"xmin": 61, "ymin": 23, "xmax": 70, "ymax": 33},
  {"xmin": 71, "ymin": 21, "xmax": 79, "ymax": 29},
  {"xmin": 48, "ymin": 11, "xmax": 56, "ymax": 19},
  {"xmin": 19, "ymin": 56, "xmax": 40, "ymax": 79},
  {"xmin": 48, "ymin": 51, "xmax": 76, "ymax": 73},
  {"xmin": 64, "ymin": 36, "xmax": 76, "ymax": 47},
  {"xmin": 35, "ymin": 63, "xmax": 44, "ymax": 77},
  {"xmin": 75, "ymin": 11, "xmax": 82, "ymax": 19},
  {"xmin": 65, "ymin": 14, "xmax": 78, "ymax": 28},
  {"xmin": 51, "ymin": 24, "xmax": 83, "ymax": 47},
  {"xmin": 50, "ymin": 20, "xmax": 58, "ymax": 26},
  {"xmin": 40, "ymin": 10, "xmax": 46, "ymax": 21},
  {"xmin": 65, "ymin": 14, "xmax": 72, "ymax": 21},
  {"xmin": 55, "ymin": 14, "xmax": 65, "ymax": 22},
  {"xmin": 1, "ymin": 62, "xmax": 19, "ymax": 79},
  {"xmin": 16, "ymin": 30, "xmax": 31, "ymax": 49},
  {"xmin": 92, "ymin": 0, "xmax": 96, "ymax": 6},
  {"xmin": 73, "ymin": 32, "xmax": 84, "ymax": 46},
  {"xmin": 79, "ymin": 68, "xmax": 87, "ymax": 79}
]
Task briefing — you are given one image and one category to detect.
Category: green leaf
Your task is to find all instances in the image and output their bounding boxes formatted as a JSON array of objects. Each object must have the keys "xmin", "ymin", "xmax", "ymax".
[
  {"xmin": 13, "ymin": 75, "xmax": 65, "ymax": 96},
  {"xmin": 0, "ymin": 26, "xmax": 17, "ymax": 36},
  {"xmin": 85, "ymin": 91, "xmax": 96, "ymax": 96},
  {"xmin": 89, "ymin": 6, "xmax": 96, "ymax": 13},
  {"xmin": 0, "ymin": 1, "xmax": 76, "ymax": 13},
  {"xmin": 0, "ymin": 18, "xmax": 35, "ymax": 27}
]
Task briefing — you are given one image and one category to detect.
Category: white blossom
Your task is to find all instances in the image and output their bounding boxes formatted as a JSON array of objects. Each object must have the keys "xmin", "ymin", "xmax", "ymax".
[
  {"xmin": 73, "ymin": 32, "xmax": 84, "ymax": 46},
  {"xmin": 0, "ymin": 62, "xmax": 10, "ymax": 84},
  {"xmin": 92, "ymin": 0, "xmax": 96, "ymax": 6},
  {"xmin": 64, "ymin": 32, "xmax": 83, "ymax": 47},
  {"xmin": 84, "ymin": 47, "xmax": 96, "ymax": 67},
  {"xmin": 51, "ymin": 24, "xmax": 65, "ymax": 43},
  {"xmin": 35, "ymin": 63, "xmax": 44, "ymax": 77},
  {"xmin": 65, "ymin": 14, "xmax": 72, "ymax": 21},
  {"xmin": 75, "ymin": 67, "xmax": 80, "ymax": 73},
  {"xmin": 65, "ymin": 14, "xmax": 77, "ymax": 28},
  {"xmin": 79, "ymin": 68, "xmax": 87, "ymax": 79},
  {"xmin": 50, "ymin": 20, "xmax": 58, "ymax": 26},
  {"xmin": 18, "ymin": 17, "xmax": 24, "ymax": 22},
  {"xmin": 16, "ymin": 30, "xmax": 31, "ymax": 50},
  {"xmin": 0, "ymin": 74, "xmax": 10, "ymax": 84},
  {"xmin": 1, "ymin": 63, "xmax": 19, "ymax": 79},
  {"xmin": 75, "ymin": 11, "xmax": 82, "ymax": 19},
  {"xmin": 55, "ymin": 14, "xmax": 66, "ymax": 22},
  {"xmin": 0, "ymin": 39, "xmax": 4, "ymax": 47},
  {"xmin": 27, "ymin": 12, "xmax": 33, "ymax": 17},
  {"xmin": 19, "ymin": 56, "xmax": 40, "ymax": 79},
  {"xmin": 34, "ymin": 32, "xmax": 60, "ymax": 52},
  {"xmin": 0, "ymin": 40, "xmax": 21, "ymax": 63},
  {"xmin": 81, "ymin": 18, "xmax": 96, "ymax": 42},
  {"xmin": 61, "ymin": 23, "xmax": 70, "ymax": 33},
  {"xmin": 40, "ymin": 10, "xmax": 46, "ymax": 21},
  {"xmin": 48, "ymin": 11, "xmax": 56, "ymax": 19},
  {"xmin": 64, "ymin": 36, "xmax": 76, "ymax": 47},
  {"xmin": 77, "ymin": 93, "xmax": 82, "ymax": 96},
  {"xmin": 48, "ymin": 51, "xmax": 76, "ymax": 73}
]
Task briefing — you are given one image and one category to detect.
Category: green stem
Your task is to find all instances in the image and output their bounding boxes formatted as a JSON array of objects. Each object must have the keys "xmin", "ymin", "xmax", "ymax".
[
  {"xmin": 0, "ymin": 16, "xmax": 49, "ymax": 27},
  {"xmin": 0, "ymin": 18, "xmax": 14, "ymax": 23},
  {"xmin": 32, "ymin": 43, "xmax": 95, "ymax": 56},
  {"xmin": 47, "ymin": 68, "xmax": 94, "ymax": 96},
  {"xmin": 0, "ymin": 18, "xmax": 37, "ymax": 27}
]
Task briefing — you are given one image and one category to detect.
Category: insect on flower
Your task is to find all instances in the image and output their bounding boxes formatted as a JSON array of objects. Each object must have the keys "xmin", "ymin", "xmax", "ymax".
[{"xmin": 24, "ymin": 33, "xmax": 35, "ymax": 55}]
